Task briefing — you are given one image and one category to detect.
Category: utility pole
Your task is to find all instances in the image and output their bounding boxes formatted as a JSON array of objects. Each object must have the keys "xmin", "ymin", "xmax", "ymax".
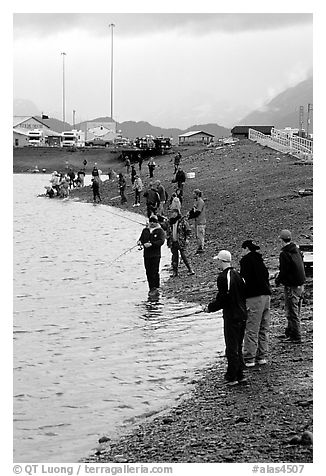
[
  {"xmin": 109, "ymin": 23, "xmax": 115, "ymax": 122},
  {"xmin": 61, "ymin": 52, "xmax": 67, "ymax": 124},
  {"xmin": 73, "ymin": 109, "xmax": 76, "ymax": 129},
  {"xmin": 299, "ymin": 106, "xmax": 304, "ymax": 135},
  {"xmin": 307, "ymin": 103, "xmax": 313, "ymax": 139}
]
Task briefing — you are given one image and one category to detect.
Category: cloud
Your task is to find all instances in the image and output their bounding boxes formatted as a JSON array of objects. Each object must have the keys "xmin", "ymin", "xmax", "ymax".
[{"xmin": 13, "ymin": 13, "xmax": 312, "ymax": 40}]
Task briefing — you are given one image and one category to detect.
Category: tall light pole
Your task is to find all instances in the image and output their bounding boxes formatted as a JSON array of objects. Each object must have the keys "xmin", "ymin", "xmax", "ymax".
[
  {"xmin": 73, "ymin": 109, "xmax": 76, "ymax": 129},
  {"xmin": 109, "ymin": 24, "xmax": 115, "ymax": 121},
  {"xmin": 307, "ymin": 103, "xmax": 313, "ymax": 139},
  {"xmin": 61, "ymin": 52, "xmax": 67, "ymax": 124}
]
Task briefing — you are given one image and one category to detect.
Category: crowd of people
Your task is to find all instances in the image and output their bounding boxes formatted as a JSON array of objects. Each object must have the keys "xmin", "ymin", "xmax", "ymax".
[{"xmin": 42, "ymin": 152, "xmax": 307, "ymax": 388}]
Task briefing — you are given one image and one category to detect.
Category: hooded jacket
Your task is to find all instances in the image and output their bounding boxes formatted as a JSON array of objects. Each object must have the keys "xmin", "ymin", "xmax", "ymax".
[
  {"xmin": 240, "ymin": 251, "xmax": 271, "ymax": 298},
  {"xmin": 276, "ymin": 242, "xmax": 306, "ymax": 287},
  {"xmin": 208, "ymin": 267, "xmax": 247, "ymax": 322},
  {"xmin": 138, "ymin": 225, "xmax": 165, "ymax": 258}
]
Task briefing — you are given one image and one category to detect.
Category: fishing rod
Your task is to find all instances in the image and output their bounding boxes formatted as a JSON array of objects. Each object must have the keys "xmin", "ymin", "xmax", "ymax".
[{"xmin": 107, "ymin": 243, "xmax": 141, "ymax": 266}]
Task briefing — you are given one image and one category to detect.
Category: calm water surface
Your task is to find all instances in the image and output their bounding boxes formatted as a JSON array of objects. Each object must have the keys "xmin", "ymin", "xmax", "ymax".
[{"xmin": 13, "ymin": 174, "xmax": 224, "ymax": 462}]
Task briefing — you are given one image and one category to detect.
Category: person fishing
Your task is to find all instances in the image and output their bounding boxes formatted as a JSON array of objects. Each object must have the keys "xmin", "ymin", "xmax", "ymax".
[{"xmin": 137, "ymin": 215, "xmax": 166, "ymax": 297}]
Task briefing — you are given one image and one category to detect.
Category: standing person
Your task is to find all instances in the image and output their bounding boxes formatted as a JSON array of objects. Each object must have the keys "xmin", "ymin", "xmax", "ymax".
[
  {"xmin": 174, "ymin": 166, "xmax": 186, "ymax": 192},
  {"xmin": 155, "ymin": 180, "xmax": 166, "ymax": 216},
  {"xmin": 91, "ymin": 178, "xmax": 101, "ymax": 203},
  {"xmin": 275, "ymin": 229, "xmax": 306, "ymax": 343},
  {"xmin": 125, "ymin": 156, "xmax": 131, "ymax": 175},
  {"xmin": 174, "ymin": 152, "xmax": 181, "ymax": 173},
  {"xmin": 206, "ymin": 250, "xmax": 248, "ymax": 386},
  {"xmin": 166, "ymin": 209, "xmax": 194, "ymax": 277},
  {"xmin": 240, "ymin": 240, "xmax": 272, "ymax": 367},
  {"xmin": 60, "ymin": 177, "xmax": 70, "ymax": 198},
  {"xmin": 67, "ymin": 168, "xmax": 75, "ymax": 189},
  {"xmin": 118, "ymin": 173, "xmax": 127, "ymax": 204},
  {"xmin": 169, "ymin": 192, "xmax": 182, "ymax": 214},
  {"xmin": 77, "ymin": 168, "xmax": 86, "ymax": 187},
  {"xmin": 132, "ymin": 174, "xmax": 143, "ymax": 207},
  {"xmin": 92, "ymin": 163, "xmax": 99, "ymax": 179},
  {"xmin": 147, "ymin": 157, "xmax": 156, "ymax": 178},
  {"xmin": 137, "ymin": 215, "xmax": 166, "ymax": 297},
  {"xmin": 83, "ymin": 159, "xmax": 88, "ymax": 169},
  {"xmin": 188, "ymin": 189, "xmax": 206, "ymax": 254},
  {"xmin": 131, "ymin": 164, "xmax": 137, "ymax": 185},
  {"xmin": 138, "ymin": 153, "xmax": 143, "ymax": 172},
  {"xmin": 143, "ymin": 182, "xmax": 160, "ymax": 218}
]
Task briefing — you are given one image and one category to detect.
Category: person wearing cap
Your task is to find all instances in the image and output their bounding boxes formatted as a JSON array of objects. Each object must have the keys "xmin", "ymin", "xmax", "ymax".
[
  {"xmin": 240, "ymin": 240, "xmax": 271, "ymax": 367},
  {"xmin": 188, "ymin": 189, "xmax": 206, "ymax": 254},
  {"xmin": 137, "ymin": 216, "xmax": 166, "ymax": 296},
  {"xmin": 275, "ymin": 229, "xmax": 306, "ymax": 343},
  {"xmin": 206, "ymin": 250, "xmax": 248, "ymax": 386},
  {"xmin": 166, "ymin": 209, "xmax": 195, "ymax": 277}
]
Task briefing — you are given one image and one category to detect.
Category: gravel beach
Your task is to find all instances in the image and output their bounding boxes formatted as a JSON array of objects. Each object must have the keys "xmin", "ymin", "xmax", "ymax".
[{"xmin": 17, "ymin": 140, "xmax": 313, "ymax": 463}]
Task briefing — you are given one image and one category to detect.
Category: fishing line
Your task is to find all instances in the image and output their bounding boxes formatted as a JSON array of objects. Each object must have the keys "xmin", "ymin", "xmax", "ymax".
[
  {"xmin": 102, "ymin": 207, "xmax": 147, "ymax": 227},
  {"xmin": 108, "ymin": 307, "xmax": 207, "ymax": 338}
]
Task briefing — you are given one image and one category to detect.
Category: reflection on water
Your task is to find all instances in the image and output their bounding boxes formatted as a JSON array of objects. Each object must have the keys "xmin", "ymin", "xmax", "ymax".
[{"xmin": 13, "ymin": 174, "xmax": 224, "ymax": 462}]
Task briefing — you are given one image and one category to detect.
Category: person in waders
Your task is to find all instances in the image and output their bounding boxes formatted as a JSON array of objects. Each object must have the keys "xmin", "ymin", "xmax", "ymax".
[{"xmin": 138, "ymin": 215, "xmax": 165, "ymax": 297}]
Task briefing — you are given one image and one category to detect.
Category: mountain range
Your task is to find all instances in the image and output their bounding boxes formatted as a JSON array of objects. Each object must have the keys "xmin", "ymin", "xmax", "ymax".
[
  {"xmin": 14, "ymin": 76, "xmax": 313, "ymax": 140},
  {"xmin": 240, "ymin": 77, "xmax": 313, "ymax": 129}
]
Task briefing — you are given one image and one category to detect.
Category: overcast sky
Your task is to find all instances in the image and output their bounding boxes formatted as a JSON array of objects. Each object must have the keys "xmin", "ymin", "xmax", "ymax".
[{"xmin": 13, "ymin": 7, "xmax": 313, "ymax": 128}]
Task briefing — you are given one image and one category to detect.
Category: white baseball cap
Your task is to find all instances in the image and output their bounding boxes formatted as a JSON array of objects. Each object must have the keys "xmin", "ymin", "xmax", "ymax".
[{"xmin": 213, "ymin": 250, "xmax": 232, "ymax": 262}]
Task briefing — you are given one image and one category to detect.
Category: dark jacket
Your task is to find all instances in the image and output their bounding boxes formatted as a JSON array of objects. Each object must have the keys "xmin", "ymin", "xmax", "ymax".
[
  {"xmin": 143, "ymin": 188, "xmax": 160, "ymax": 207},
  {"xmin": 275, "ymin": 242, "xmax": 306, "ymax": 286},
  {"xmin": 240, "ymin": 251, "xmax": 271, "ymax": 298},
  {"xmin": 138, "ymin": 226, "xmax": 165, "ymax": 258},
  {"xmin": 175, "ymin": 169, "xmax": 186, "ymax": 185},
  {"xmin": 208, "ymin": 267, "xmax": 247, "ymax": 322}
]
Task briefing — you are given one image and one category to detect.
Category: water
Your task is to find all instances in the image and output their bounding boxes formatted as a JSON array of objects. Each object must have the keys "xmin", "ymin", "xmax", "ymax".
[{"xmin": 13, "ymin": 174, "xmax": 224, "ymax": 462}]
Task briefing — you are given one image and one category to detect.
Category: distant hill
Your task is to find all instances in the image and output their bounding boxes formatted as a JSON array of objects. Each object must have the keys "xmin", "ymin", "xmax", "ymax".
[
  {"xmin": 75, "ymin": 119, "xmax": 230, "ymax": 143},
  {"xmin": 14, "ymin": 98, "xmax": 40, "ymax": 116},
  {"xmin": 240, "ymin": 77, "xmax": 313, "ymax": 130}
]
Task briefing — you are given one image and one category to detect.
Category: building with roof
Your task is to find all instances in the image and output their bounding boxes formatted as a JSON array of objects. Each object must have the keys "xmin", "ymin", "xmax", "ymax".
[
  {"xmin": 13, "ymin": 116, "xmax": 62, "ymax": 147},
  {"xmin": 13, "ymin": 116, "xmax": 51, "ymax": 131},
  {"xmin": 13, "ymin": 128, "xmax": 30, "ymax": 147},
  {"xmin": 178, "ymin": 130, "xmax": 214, "ymax": 146},
  {"xmin": 231, "ymin": 125, "xmax": 274, "ymax": 139}
]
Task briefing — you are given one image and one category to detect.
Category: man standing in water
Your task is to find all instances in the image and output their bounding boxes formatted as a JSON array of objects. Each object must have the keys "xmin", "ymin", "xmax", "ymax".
[{"xmin": 138, "ymin": 215, "xmax": 166, "ymax": 297}]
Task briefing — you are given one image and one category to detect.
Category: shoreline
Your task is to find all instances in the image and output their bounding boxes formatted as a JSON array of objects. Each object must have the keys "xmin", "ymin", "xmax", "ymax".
[{"xmin": 25, "ymin": 141, "xmax": 313, "ymax": 462}]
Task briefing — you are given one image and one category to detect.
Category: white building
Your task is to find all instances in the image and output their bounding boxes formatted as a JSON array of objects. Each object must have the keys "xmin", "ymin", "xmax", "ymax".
[{"xmin": 178, "ymin": 130, "xmax": 214, "ymax": 146}]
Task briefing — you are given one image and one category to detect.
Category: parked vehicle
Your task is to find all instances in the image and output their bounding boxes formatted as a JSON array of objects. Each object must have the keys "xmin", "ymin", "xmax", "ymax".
[
  {"xmin": 27, "ymin": 129, "xmax": 46, "ymax": 147},
  {"xmin": 61, "ymin": 130, "xmax": 85, "ymax": 148}
]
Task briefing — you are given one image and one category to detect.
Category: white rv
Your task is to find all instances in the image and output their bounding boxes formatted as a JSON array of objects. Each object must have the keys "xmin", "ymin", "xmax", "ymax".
[
  {"xmin": 61, "ymin": 130, "xmax": 85, "ymax": 148},
  {"xmin": 27, "ymin": 129, "xmax": 46, "ymax": 147}
]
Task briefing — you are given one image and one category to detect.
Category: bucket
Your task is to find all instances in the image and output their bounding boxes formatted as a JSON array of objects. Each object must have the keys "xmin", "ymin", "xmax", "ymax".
[{"xmin": 186, "ymin": 172, "xmax": 195, "ymax": 179}]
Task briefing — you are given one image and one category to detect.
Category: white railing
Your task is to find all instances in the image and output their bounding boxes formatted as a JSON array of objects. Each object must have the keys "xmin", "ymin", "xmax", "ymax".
[{"xmin": 248, "ymin": 128, "xmax": 313, "ymax": 159}]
